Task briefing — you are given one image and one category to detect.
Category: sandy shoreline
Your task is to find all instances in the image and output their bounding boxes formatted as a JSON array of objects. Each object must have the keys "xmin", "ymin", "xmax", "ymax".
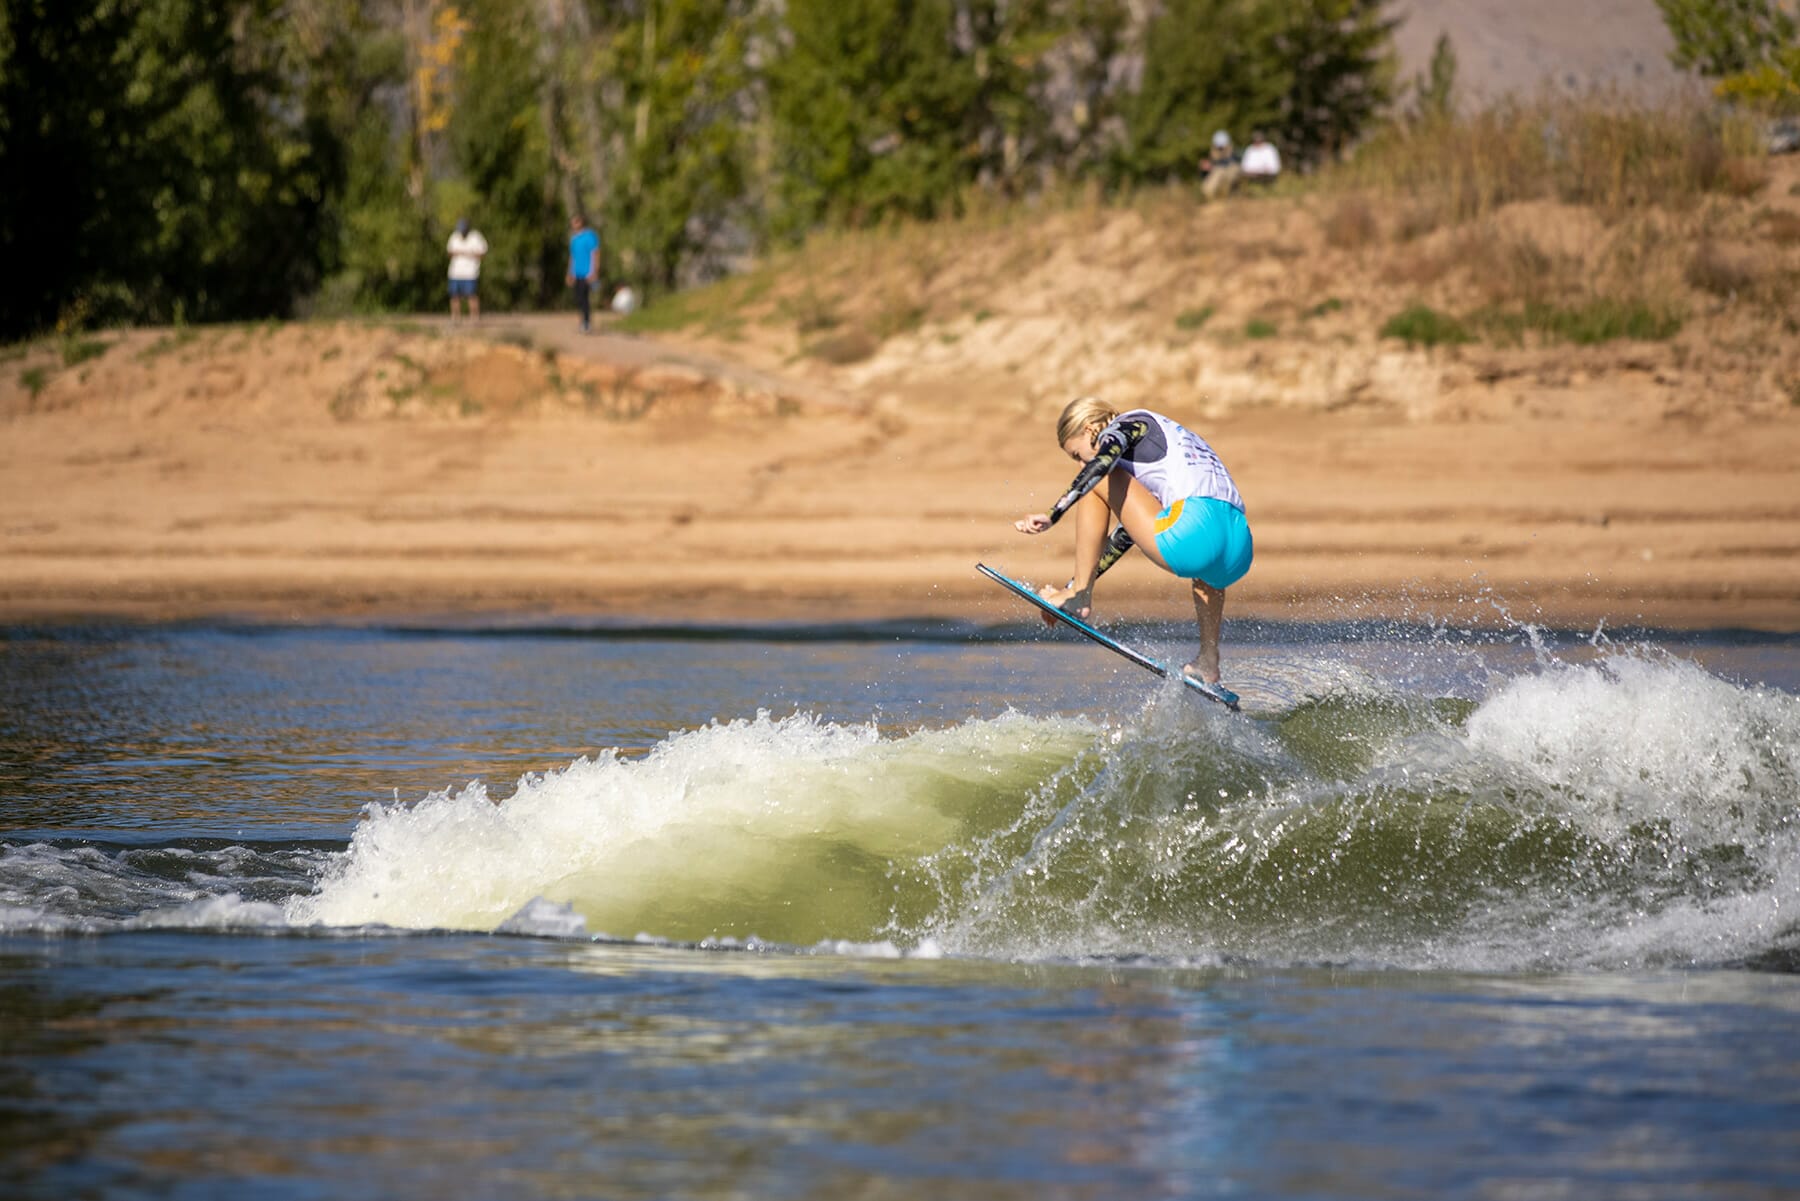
[{"xmin": 2, "ymin": 316, "xmax": 1796, "ymax": 634}]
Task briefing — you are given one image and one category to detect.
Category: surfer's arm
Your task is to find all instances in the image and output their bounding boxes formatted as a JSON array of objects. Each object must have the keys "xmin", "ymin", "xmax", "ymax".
[{"xmin": 1043, "ymin": 417, "xmax": 1150, "ymax": 526}]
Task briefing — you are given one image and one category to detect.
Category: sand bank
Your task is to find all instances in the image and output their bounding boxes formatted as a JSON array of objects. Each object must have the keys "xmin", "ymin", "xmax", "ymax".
[{"xmin": 2, "ymin": 314, "xmax": 1796, "ymax": 633}]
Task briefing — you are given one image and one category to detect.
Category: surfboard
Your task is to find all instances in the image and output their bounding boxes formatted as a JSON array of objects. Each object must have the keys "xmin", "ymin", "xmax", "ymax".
[{"xmin": 975, "ymin": 563, "xmax": 1240, "ymax": 711}]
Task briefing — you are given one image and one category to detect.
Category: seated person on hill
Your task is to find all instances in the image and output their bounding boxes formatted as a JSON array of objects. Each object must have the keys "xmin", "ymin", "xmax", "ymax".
[
  {"xmin": 1241, "ymin": 131, "xmax": 1281, "ymax": 186},
  {"xmin": 1201, "ymin": 130, "xmax": 1240, "ymax": 201}
]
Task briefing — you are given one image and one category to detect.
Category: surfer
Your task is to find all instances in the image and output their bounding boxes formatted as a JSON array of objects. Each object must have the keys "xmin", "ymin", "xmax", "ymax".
[{"xmin": 1014, "ymin": 396, "xmax": 1253, "ymax": 689}]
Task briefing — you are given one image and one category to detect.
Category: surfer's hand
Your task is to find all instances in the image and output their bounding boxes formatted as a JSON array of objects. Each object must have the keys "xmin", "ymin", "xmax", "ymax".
[
  {"xmin": 1015, "ymin": 513, "xmax": 1052, "ymax": 534},
  {"xmin": 1037, "ymin": 582, "xmax": 1092, "ymax": 623}
]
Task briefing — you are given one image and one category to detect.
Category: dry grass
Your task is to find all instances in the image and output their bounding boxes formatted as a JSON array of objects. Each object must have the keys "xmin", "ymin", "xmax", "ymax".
[
  {"xmin": 1686, "ymin": 239, "xmax": 1766, "ymax": 299},
  {"xmin": 1323, "ymin": 196, "xmax": 1380, "ymax": 250},
  {"xmin": 1384, "ymin": 250, "xmax": 1453, "ymax": 289},
  {"xmin": 805, "ymin": 328, "xmax": 879, "ymax": 365},
  {"xmin": 605, "ymin": 98, "xmax": 1796, "ymax": 377},
  {"xmin": 1334, "ymin": 101, "xmax": 1762, "ymax": 222},
  {"xmin": 1394, "ymin": 203, "xmax": 1443, "ymax": 242},
  {"xmin": 1760, "ymin": 208, "xmax": 1800, "ymax": 246}
]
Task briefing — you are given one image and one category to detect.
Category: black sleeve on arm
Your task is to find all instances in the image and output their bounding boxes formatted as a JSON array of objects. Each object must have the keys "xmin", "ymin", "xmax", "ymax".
[{"xmin": 1045, "ymin": 418, "xmax": 1150, "ymax": 526}]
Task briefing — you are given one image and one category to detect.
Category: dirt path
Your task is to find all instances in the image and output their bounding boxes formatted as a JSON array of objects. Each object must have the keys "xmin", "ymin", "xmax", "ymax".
[{"xmin": 444, "ymin": 312, "xmax": 863, "ymax": 413}]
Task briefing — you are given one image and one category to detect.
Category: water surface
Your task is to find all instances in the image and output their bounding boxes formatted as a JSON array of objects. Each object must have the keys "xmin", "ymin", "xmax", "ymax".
[{"xmin": 4, "ymin": 619, "xmax": 1798, "ymax": 1198}]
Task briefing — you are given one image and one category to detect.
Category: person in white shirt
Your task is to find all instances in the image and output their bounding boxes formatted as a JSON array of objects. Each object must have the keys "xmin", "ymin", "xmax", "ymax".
[
  {"xmin": 1241, "ymin": 131, "xmax": 1281, "ymax": 186},
  {"xmin": 446, "ymin": 218, "xmax": 489, "ymax": 323}
]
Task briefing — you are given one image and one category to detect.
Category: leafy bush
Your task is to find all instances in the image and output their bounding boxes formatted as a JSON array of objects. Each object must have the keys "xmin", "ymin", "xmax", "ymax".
[{"xmin": 1175, "ymin": 306, "xmax": 1215, "ymax": 331}]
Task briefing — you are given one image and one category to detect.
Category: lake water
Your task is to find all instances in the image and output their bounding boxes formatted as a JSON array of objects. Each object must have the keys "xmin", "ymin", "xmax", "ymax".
[{"xmin": 4, "ymin": 616, "xmax": 1799, "ymax": 1199}]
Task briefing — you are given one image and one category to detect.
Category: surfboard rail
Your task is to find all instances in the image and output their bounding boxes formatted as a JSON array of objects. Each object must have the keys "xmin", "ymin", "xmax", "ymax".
[{"xmin": 975, "ymin": 563, "xmax": 1239, "ymax": 711}]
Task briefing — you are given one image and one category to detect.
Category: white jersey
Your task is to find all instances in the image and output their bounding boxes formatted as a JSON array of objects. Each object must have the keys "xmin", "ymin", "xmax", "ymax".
[{"xmin": 1104, "ymin": 409, "xmax": 1243, "ymax": 511}]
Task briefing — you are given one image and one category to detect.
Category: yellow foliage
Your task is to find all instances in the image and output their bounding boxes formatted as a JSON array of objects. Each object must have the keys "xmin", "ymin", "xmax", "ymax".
[
  {"xmin": 1713, "ymin": 49, "xmax": 1800, "ymax": 113},
  {"xmin": 415, "ymin": 3, "xmax": 470, "ymax": 137}
]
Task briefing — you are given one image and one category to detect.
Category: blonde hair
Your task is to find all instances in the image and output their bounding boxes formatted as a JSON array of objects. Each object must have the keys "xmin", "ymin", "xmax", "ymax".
[{"xmin": 1055, "ymin": 395, "xmax": 1118, "ymax": 446}]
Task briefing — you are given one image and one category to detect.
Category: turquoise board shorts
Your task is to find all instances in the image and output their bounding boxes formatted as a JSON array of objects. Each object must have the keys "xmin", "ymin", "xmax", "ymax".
[{"xmin": 1153, "ymin": 496, "xmax": 1254, "ymax": 589}]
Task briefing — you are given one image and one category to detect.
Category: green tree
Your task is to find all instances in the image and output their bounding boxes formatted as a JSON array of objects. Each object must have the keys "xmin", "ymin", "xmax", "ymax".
[
  {"xmin": 597, "ymin": 0, "xmax": 764, "ymax": 290},
  {"xmin": 1116, "ymin": 0, "xmax": 1289, "ymax": 182},
  {"xmin": 1657, "ymin": 0, "xmax": 1800, "ymax": 112},
  {"xmin": 767, "ymin": 0, "xmax": 986, "ymax": 235},
  {"xmin": 0, "ymin": 0, "xmax": 330, "ymax": 337},
  {"xmin": 307, "ymin": 0, "xmax": 457, "ymax": 312},
  {"xmin": 1114, "ymin": 0, "xmax": 1392, "ymax": 183},
  {"xmin": 1032, "ymin": 0, "xmax": 1135, "ymax": 178},
  {"xmin": 449, "ymin": 0, "xmax": 563, "ymax": 308},
  {"xmin": 1409, "ymin": 31, "xmax": 1459, "ymax": 122},
  {"xmin": 1267, "ymin": 0, "xmax": 1395, "ymax": 164},
  {"xmin": 0, "ymin": 0, "xmax": 142, "ymax": 334},
  {"xmin": 1656, "ymin": 0, "xmax": 1796, "ymax": 78}
]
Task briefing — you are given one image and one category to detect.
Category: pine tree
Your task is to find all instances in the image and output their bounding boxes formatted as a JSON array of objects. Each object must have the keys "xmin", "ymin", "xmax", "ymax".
[
  {"xmin": 1410, "ymin": 31, "xmax": 1458, "ymax": 123},
  {"xmin": 1270, "ymin": 0, "xmax": 1394, "ymax": 164},
  {"xmin": 1117, "ymin": 0, "xmax": 1290, "ymax": 182},
  {"xmin": 1114, "ymin": 0, "xmax": 1393, "ymax": 183},
  {"xmin": 767, "ymin": 0, "xmax": 985, "ymax": 234}
]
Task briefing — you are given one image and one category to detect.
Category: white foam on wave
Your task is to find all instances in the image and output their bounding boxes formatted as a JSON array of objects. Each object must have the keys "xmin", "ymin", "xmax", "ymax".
[
  {"xmin": 1464, "ymin": 650, "xmax": 1800, "ymax": 841},
  {"xmin": 127, "ymin": 894, "xmax": 291, "ymax": 930},
  {"xmin": 0, "ymin": 841, "xmax": 208, "ymax": 933},
  {"xmin": 0, "ymin": 905, "xmax": 77, "ymax": 935},
  {"xmin": 289, "ymin": 709, "xmax": 1096, "ymax": 940},
  {"xmin": 1440, "ymin": 649, "xmax": 1800, "ymax": 969}
]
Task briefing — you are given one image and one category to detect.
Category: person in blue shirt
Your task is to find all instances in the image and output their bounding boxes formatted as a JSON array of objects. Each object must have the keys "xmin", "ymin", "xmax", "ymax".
[{"xmin": 566, "ymin": 214, "xmax": 600, "ymax": 333}]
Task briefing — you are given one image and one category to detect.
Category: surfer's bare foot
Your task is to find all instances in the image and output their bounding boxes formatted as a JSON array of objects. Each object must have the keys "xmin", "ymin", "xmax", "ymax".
[
  {"xmin": 1182, "ymin": 659, "xmax": 1221, "ymax": 686},
  {"xmin": 1037, "ymin": 582, "xmax": 1092, "ymax": 623}
]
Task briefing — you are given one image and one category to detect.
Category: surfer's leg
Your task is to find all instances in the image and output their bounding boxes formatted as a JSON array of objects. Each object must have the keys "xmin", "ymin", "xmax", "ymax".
[
  {"xmin": 1037, "ymin": 489, "xmax": 1110, "ymax": 619},
  {"xmin": 1093, "ymin": 526, "xmax": 1135, "ymax": 578},
  {"xmin": 1040, "ymin": 474, "xmax": 1170, "ymax": 618},
  {"xmin": 1102, "ymin": 471, "xmax": 1174, "ymax": 573},
  {"xmin": 1184, "ymin": 581, "xmax": 1226, "ymax": 684}
]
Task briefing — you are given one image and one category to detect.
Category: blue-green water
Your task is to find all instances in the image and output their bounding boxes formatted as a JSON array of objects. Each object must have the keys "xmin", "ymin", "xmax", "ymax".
[{"xmin": 3, "ymin": 620, "xmax": 1799, "ymax": 1198}]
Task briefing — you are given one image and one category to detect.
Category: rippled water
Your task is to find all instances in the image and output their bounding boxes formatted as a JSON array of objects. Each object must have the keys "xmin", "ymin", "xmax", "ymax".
[{"xmin": 3, "ymin": 619, "xmax": 1799, "ymax": 1198}]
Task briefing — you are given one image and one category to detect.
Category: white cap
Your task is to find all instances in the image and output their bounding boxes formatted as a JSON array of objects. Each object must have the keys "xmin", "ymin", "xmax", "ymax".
[{"xmin": 1212, "ymin": 130, "xmax": 1231, "ymax": 147}]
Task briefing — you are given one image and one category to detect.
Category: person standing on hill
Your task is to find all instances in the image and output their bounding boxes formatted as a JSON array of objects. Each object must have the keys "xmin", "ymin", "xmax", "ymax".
[
  {"xmin": 567, "ymin": 214, "xmax": 600, "ymax": 333},
  {"xmin": 1241, "ymin": 131, "xmax": 1282, "ymax": 186},
  {"xmin": 446, "ymin": 217, "xmax": 487, "ymax": 323}
]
